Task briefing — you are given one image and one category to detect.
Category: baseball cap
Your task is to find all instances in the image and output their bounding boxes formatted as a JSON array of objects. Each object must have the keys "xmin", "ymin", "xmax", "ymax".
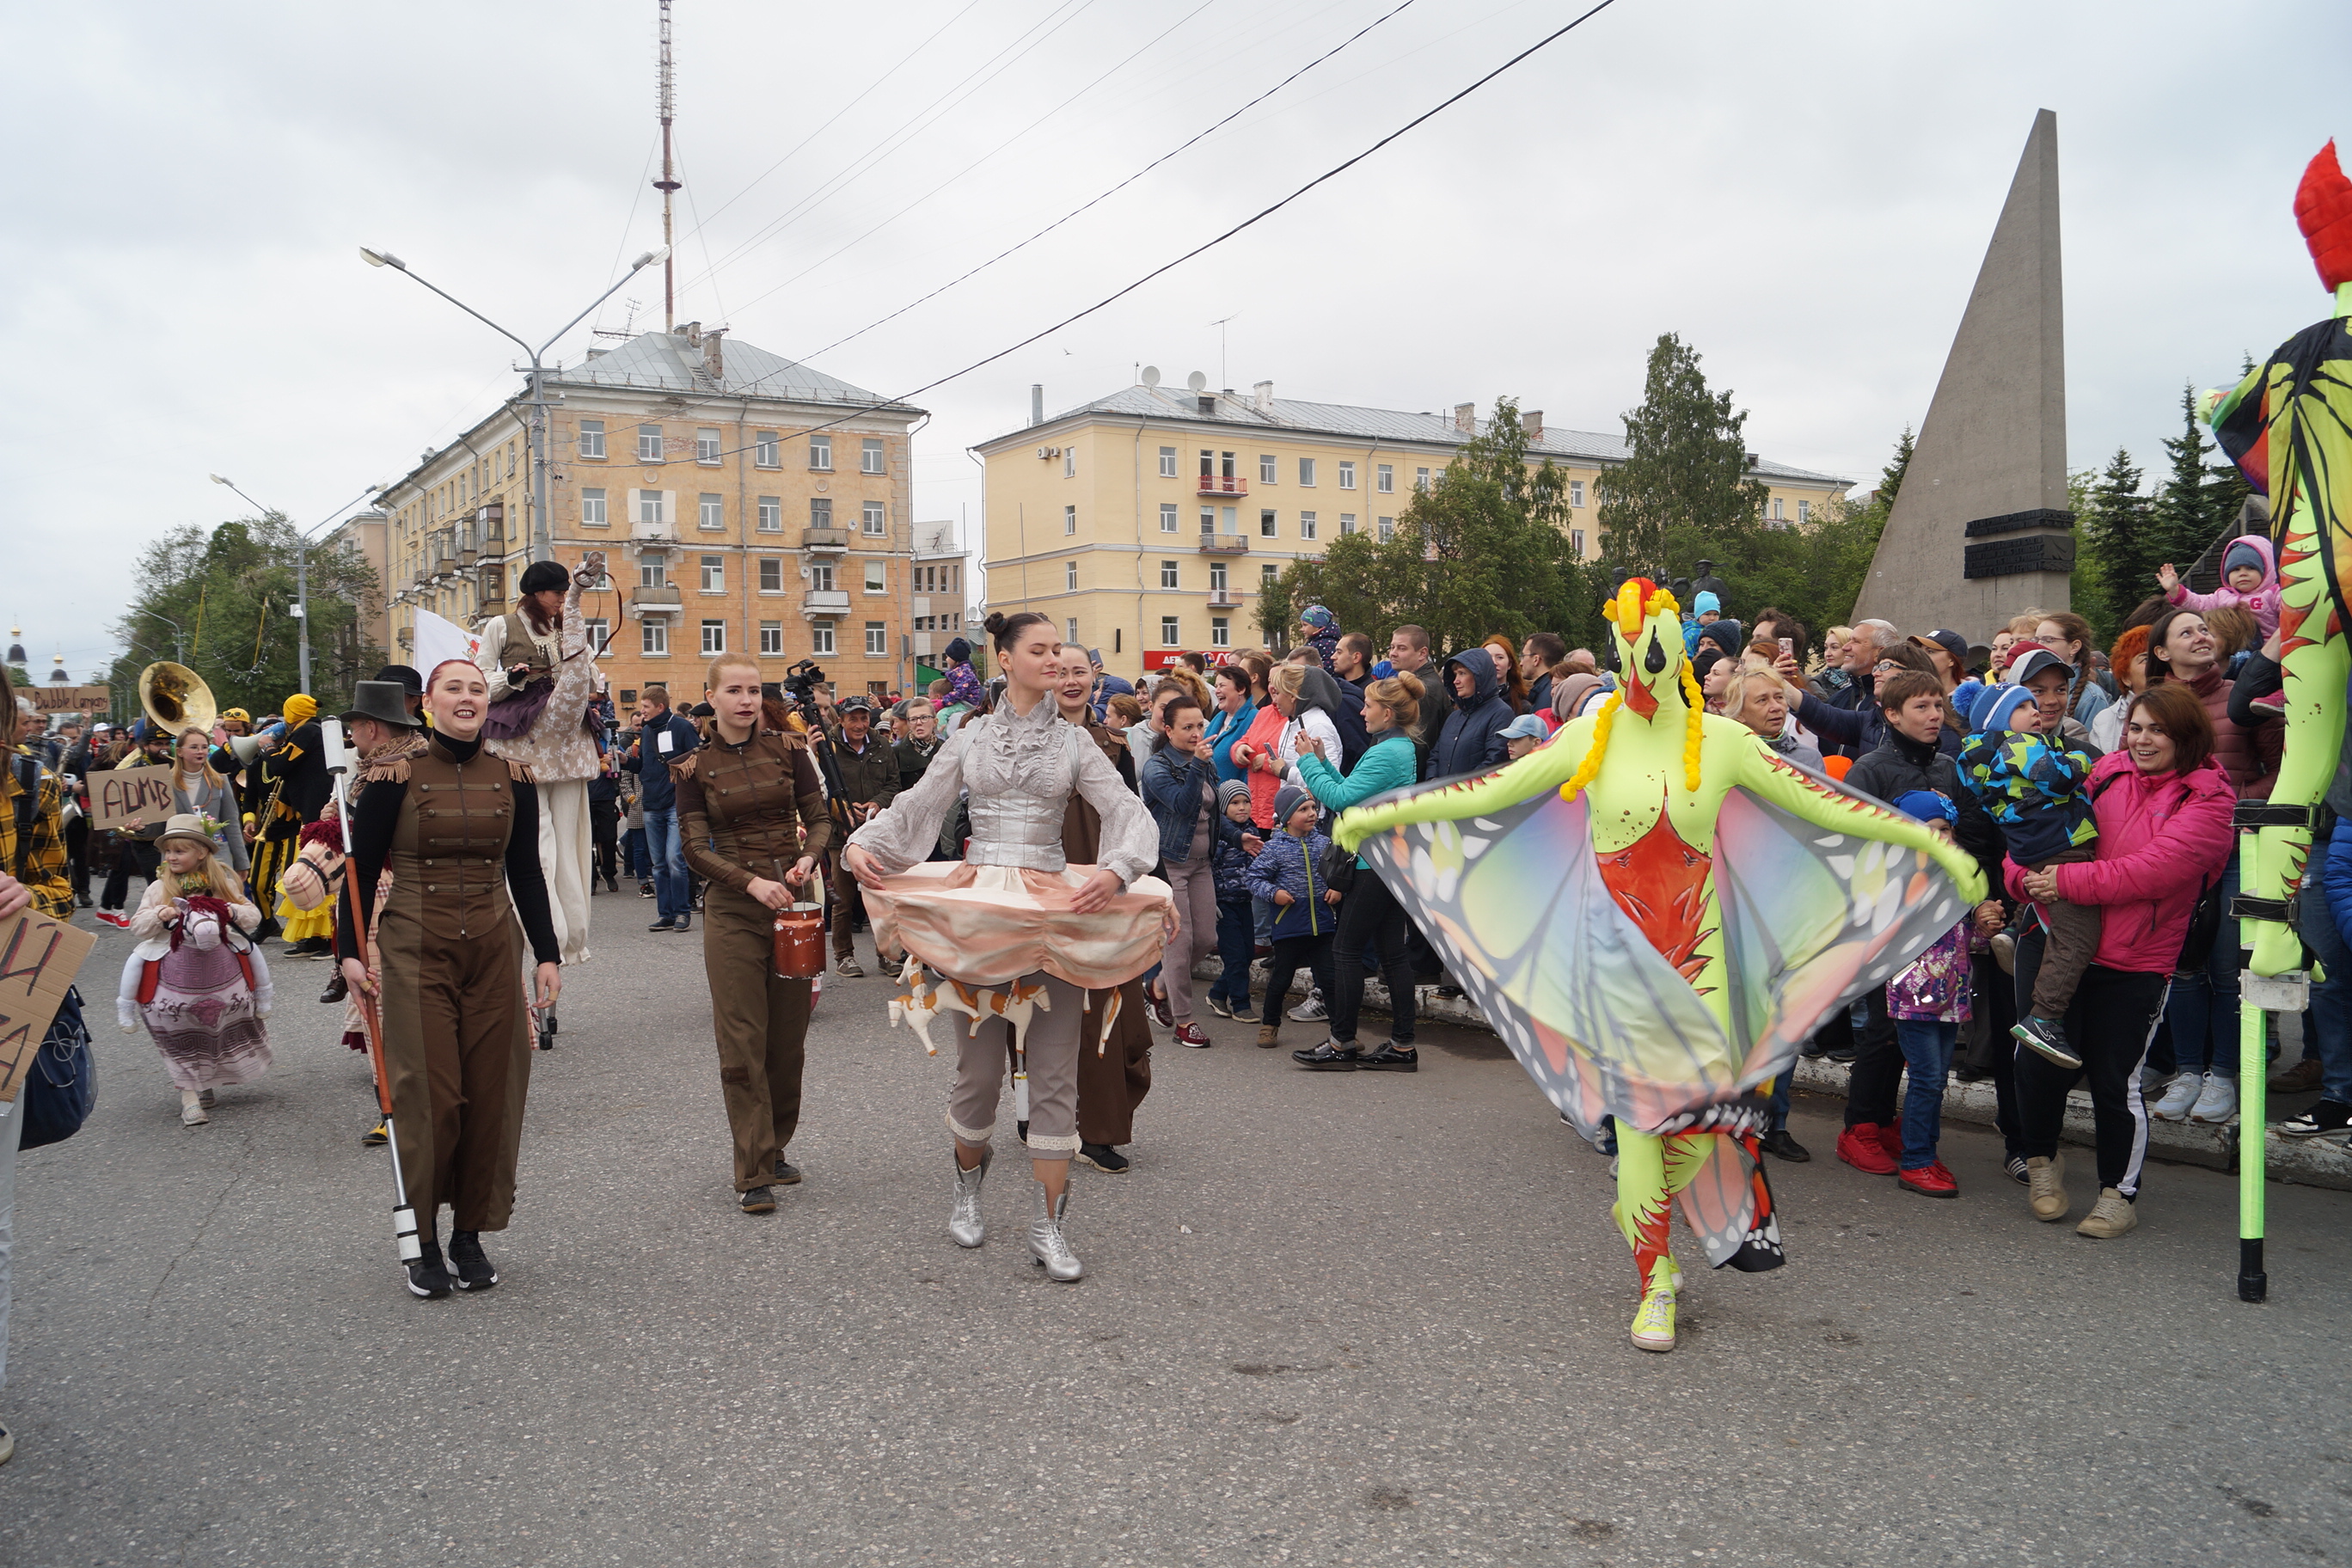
[
  {"xmin": 1910, "ymin": 629, "xmax": 1969, "ymax": 669},
  {"xmin": 1498, "ymin": 713, "xmax": 1550, "ymax": 742},
  {"xmin": 837, "ymin": 692, "xmax": 876, "ymax": 714}
]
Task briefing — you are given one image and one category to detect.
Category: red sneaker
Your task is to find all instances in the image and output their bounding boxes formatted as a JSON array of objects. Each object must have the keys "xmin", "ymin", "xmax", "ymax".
[
  {"xmin": 1173, "ymin": 1022, "xmax": 1211, "ymax": 1048},
  {"xmin": 1836, "ymin": 1124, "xmax": 1898, "ymax": 1175},
  {"xmin": 1898, "ymin": 1160, "xmax": 1959, "ymax": 1198},
  {"xmin": 1875, "ymin": 1117, "xmax": 1904, "ymax": 1159}
]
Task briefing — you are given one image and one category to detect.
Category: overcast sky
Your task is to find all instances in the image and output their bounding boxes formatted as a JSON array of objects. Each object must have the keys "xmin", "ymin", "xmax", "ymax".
[{"xmin": 8, "ymin": 0, "xmax": 2345, "ymax": 681}]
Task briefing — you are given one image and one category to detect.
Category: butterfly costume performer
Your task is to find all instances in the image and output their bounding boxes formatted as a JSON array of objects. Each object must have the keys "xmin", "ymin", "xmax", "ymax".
[
  {"xmin": 2206, "ymin": 142, "xmax": 2352, "ymax": 985},
  {"xmin": 1332, "ymin": 580, "xmax": 1987, "ymax": 1351}
]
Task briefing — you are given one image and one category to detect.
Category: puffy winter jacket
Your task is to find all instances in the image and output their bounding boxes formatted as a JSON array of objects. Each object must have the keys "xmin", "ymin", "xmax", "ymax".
[
  {"xmin": 1297, "ymin": 732, "xmax": 1419, "ymax": 870},
  {"xmin": 1428, "ymin": 646, "xmax": 1514, "ymax": 779},
  {"xmin": 1210, "ymin": 825, "xmax": 1256, "ymax": 903},
  {"xmin": 1140, "ymin": 744, "xmax": 1249, "ymax": 868},
  {"xmin": 2165, "ymin": 530, "xmax": 2282, "ymax": 639},
  {"xmin": 1246, "ymin": 828, "xmax": 1336, "ymax": 940},
  {"xmin": 2007, "ymin": 750, "xmax": 2234, "ymax": 975},
  {"xmin": 2171, "ymin": 666, "xmax": 2281, "ymax": 800}
]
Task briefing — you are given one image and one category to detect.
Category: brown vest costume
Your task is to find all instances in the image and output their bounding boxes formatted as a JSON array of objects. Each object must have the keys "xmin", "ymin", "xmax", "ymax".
[{"xmin": 1060, "ymin": 717, "xmax": 1154, "ymax": 1148}]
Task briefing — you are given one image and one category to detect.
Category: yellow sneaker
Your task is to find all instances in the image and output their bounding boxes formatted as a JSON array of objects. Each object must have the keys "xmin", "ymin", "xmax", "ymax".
[
  {"xmin": 363, "ymin": 1119, "xmax": 389, "ymax": 1147},
  {"xmin": 1630, "ymin": 1283, "xmax": 1678, "ymax": 1353}
]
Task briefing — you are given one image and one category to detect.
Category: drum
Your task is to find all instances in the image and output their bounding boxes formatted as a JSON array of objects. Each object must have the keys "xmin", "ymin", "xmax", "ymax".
[{"xmin": 772, "ymin": 902, "xmax": 824, "ymax": 978}]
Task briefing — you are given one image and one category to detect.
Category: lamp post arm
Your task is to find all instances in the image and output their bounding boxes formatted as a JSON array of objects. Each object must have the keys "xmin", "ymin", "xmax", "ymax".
[
  {"xmin": 388, "ymin": 268, "xmax": 533, "ymax": 363},
  {"xmin": 534, "ymin": 262, "xmax": 652, "ymax": 363}
]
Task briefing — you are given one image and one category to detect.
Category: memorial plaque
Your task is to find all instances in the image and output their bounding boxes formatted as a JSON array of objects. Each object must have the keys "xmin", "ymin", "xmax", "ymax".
[
  {"xmin": 1963, "ymin": 508, "xmax": 2075, "ymax": 539},
  {"xmin": 1963, "ymin": 535, "xmax": 2076, "ymax": 580}
]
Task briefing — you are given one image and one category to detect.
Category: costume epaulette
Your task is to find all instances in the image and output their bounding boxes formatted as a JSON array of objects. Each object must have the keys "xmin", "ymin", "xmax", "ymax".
[
  {"xmin": 504, "ymin": 758, "xmax": 536, "ymax": 783},
  {"xmin": 671, "ymin": 751, "xmax": 701, "ymax": 781},
  {"xmin": 356, "ymin": 754, "xmax": 413, "ymax": 785}
]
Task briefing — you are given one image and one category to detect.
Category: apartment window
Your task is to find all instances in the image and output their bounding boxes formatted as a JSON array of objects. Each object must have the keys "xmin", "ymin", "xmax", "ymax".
[
  {"xmin": 1063, "ymin": 447, "xmax": 1076, "ymax": 478},
  {"xmin": 1160, "ymin": 560, "xmax": 1179, "ymax": 589},
  {"xmin": 756, "ymin": 495, "xmax": 781, "ymax": 532},
  {"xmin": 754, "ymin": 431, "xmax": 780, "ymax": 468},
  {"xmin": 1798, "ymin": 499, "xmax": 1812, "ymax": 524},
  {"xmin": 641, "ymin": 620, "xmax": 668, "ymax": 656},
  {"xmin": 699, "ymin": 493, "xmax": 724, "ymax": 530},
  {"xmin": 585, "ymin": 617, "xmax": 610, "ymax": 655},
  {"xmin": 1159, "ymin": 502, "xmax": 1179, "ymax": 534},
  {"xmin": 701, "ymin": 619, "xmax": 726, "ymax": 655},
  {"xmin": 1198, "ymin": 507, "xmax": 1216, "ymax": 535},
  {"xmin": 1161, "ymin": 616, "xmax": 1180, "ymax": 646},
  {"xmin": 1295, "ymin": 457, "xmax": 1315, "ymax": 487},
  {"xmin": 1770, "ymin": 496, "xmax": 1785, "ymax": 522},
  {"xmin": 1210, "ymin": 617, "xmax": 1229, "ymax": 648},
  {"xmin": 1259, "ymin": 510, "xmax": 1277, "ymax": 539},
  {"xmin": 759, "ymin": 558, "xmax": 783, "ymax": 593},
  {"xmin": 581, "ymin": 487, "xmax": 607, "ymax": 526},
  {"xmin": 1570, "ymin": 528, "xmax": 1586, "ymax": 559},
  {"xmin": 1378, "ymin": 516, "xmax": 1395, "ymax": 542},
  {"xmin": 700, "ymin": 554, "xmax": 725, "ymax": 592},
  {"xmin": 638, "ymin": 424, "xmax": 665, "ymax": 462},
  {"xmin": 638, "ymin": 490, "xmax": 664, "ymax": 524},
  {"xmin": 810, "ymin": 434, "xmax": 833, "ymax": 471},
  {"xmin": 578, "ymin": 420, "xmax": 606, "ymax": 459},
  {"xmin": 1415, "ymin": 467, "xmax": 1431, "ymax": 493},
  {"xmin": 696, "ymin": 428, "xmax": 721, "ymax": 464},
  {"xmin": 639, "ymin": 557, "xmax": 667, "ymax": 588},
  {"xmin": 1158, "ymin": 445, "xmax": 1177, "ymax": 479},
  {"xmin": 1338, "ymin": 460, "xmax": 1356, "ymax": 490},
  {"xmin": 812, "ymin": 620, "xmax": 836, "ymax": 656},
  {"xmin": 1299, "ymin": 511, "xmax": 1317, "ymax": 541},
  {"xmin": 861, "ymin": 438, "xmax": 885, "ymax": 475},
  {"xmin": 863, "ymin": 500, "xmax": 885, "ymax": 536},
  {"xmin": 1340, "ymin": 512, "xmax": 1356, "ymax": 536},
  {"xmin": 1065, "ymin": 618, "xmax": 1079, "ymax": 644},
  {"xmin": 865, "ymin": 622, "xmax": 887, "ymax": 656},
  {"xmin": 1259, "ymin": 454, "xmax": 1277, "ymax": 484},
  {"xmin": 811, "ymin": 498, "xmax": 833, "ymax": 528},
  {"xmin": 1261, "ymin": 562, "xmax": 1278, "ymax": 585},
  {"xmin": 1568, "ymin": 479, "xmax": 1585, "ymax": 508},
  {"xmin": 1063, "ymin": 505, "xmax": 1077, "ymax": 536},
  {"xmin": 1377, "ymin": 463, "xmax": 1394, "ymax": 493},
  {"xmin": 1209, "ymin": 561, "xmax": 1228, "ymax": 591},
  {"xmin": 812, "ymin": 562, "xmax": 836, "ymax": 591},
  {"xmin": 1065, "ymin": 560, "xmax": 1078, "ymax": 591},
  {"xmin": 759, "ymin": 620, "xmax": 783, "ymax": 655},
  {"xmin": 864, "ymin": 560, "xmax": 885, "ymax": 593}
]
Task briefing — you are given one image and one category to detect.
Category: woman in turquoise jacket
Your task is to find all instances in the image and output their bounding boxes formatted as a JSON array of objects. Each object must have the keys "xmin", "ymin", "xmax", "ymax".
[{"xmin": 1292, "ymin": 670, "xmax": 1427, "ymax": 1071}]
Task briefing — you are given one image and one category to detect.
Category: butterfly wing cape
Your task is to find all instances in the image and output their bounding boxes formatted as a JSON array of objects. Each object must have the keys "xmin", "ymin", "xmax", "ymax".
[{"xmin": 1353, "ymin": 773, "xmax": 1974, "ymax": 1139}]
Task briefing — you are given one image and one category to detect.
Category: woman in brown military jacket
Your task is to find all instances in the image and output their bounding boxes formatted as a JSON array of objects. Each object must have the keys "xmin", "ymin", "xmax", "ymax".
[
  {"xmin": 672, "ymin": 655, "xmax": 832, "ymax": 1214},
  {"xmin": 339, "ymin": 659, "xmax": 562, "ymax": 1300}
]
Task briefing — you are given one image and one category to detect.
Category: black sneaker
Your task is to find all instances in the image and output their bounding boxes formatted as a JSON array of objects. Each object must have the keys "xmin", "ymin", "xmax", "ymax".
[
  {"xmin": 1291, "ymin": 1042, "xmax": 1361, "ymax": 1071},
  {"xmin": 674, "ymin": 912, "xmax": 691, "ymax": 933},
  {"xmin": 319, "ymin": 971, "xmax": 347, "ymax": 1004},
  {"xmin": 1760, "ymin": 1129, "xmax": 1811, "ymax": 1163},
  {"xmin": 1826, "ymin": 1044, "xmax": 1860, "ymax": 1064},
  {"xmin": 448, "ymin": 1230, "xmax": 499, "ymax": 1291},
  {"xmin": 740, "ymin": 1185, "xmax": 776, "ymax": 1214},
  {"xmin": 639, "ymin": 883, "xmax": 655, "ymax": 898},
  {"xmin": 649, "ymin": 917, "xmax": 677, "ymax": 932},
  {"xmin": 1357, "ymin": 1043, "xmax": 1418, "ymax": 1072},
  {"xmin": 2003, "ymin": 1155, "xmax": 2030, "ymax": 1185},
  {"xmin": 2012, "ymin": 1015, "xmax": 2082, "ymax": 1069},
  {"xmin": 2277, "ymin": 1100, "xmax": 2352, "ymax": 1139},
  {"xmin": 774, "ymin": 1160, "xmax": 803, "ymax": 1185},
  {"xmin": 1077, "ymin": 1142, "xmax": 1130, "ymax": 1173},
  {"xmin": 406, "ymin": 1245, "xmax": 455, "ymax": 1300}
]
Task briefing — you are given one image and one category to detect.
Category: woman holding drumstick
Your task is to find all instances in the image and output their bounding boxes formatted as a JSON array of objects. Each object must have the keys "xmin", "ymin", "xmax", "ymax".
[{"xmin": 673, "ymin": 654, "xmax": 831, "ymax": 1215}]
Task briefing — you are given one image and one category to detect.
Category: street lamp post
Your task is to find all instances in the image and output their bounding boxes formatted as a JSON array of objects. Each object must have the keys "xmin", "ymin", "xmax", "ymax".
[
  {"xmin": 211, "ymin": 477, "xmax": 379, "ymax": 695},
  {"xmin": 358, "ymin": 246, "xmax": 668, "ymax": 567}
]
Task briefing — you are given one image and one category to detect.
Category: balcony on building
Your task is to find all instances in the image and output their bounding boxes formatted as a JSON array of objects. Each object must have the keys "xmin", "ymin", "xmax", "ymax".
[
  {"xmin": 456, "ymin": 524, "xmax": 479, "ymax": 566},
  {"xmin": 631, "ymin": 585, "xmax": 683, "ymax": 622},
  {"xmin": 801, "ymin": 589, "xmax": 851, "ymax": 618},
  {"xmin": 476, "ymin": 502, "xmax": 505, "ymax": 552},
  {"xmin": 801, "ymin": 527, "xmax": 848, "ymax": 552},
  {"xmin": 1208, "ymin": 588, "xmax": 1242, "ymax": 608},
  {"xmin": 1196, "ymin": 535, "xmax": 1251, "ymax": 554},
  {"xmin": 1196, "ymin": 475, "xmax": 1247, "ymax": 497},
  {"xmin": 631, "ymin": 518, "xmax": 677, "ymax": 544}
]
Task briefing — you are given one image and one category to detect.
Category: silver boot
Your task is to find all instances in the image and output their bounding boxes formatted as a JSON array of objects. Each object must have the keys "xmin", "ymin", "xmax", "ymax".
[
  {"xmin": 949, "ymin": 1150, "xmax": 991, "ymax": 1248},
  {"xmin": 1028, "ymin": 1184, "xmax": 1083, "ymax": 1283}
]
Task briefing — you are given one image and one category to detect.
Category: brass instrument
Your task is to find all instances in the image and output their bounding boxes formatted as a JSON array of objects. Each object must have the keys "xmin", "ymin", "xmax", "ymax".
[{"xmin": 138, "ymin": 660, "xmax": 265, "ymax": 764}]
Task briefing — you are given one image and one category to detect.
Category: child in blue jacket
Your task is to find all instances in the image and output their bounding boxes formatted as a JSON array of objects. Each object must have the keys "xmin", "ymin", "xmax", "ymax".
[
  {"xmin": 1206, "ymin": 780, "xmax": 1259, "ymax": 1019},
  {"xmin": 1246, "ymin": 786, "xmax": 1340, "ymax": 1050}
]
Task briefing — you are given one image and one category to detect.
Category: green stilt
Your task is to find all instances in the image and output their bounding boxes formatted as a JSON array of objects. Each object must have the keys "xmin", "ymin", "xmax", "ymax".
[{"xmin": 2239, "ymin": 983, "xmax": 2268, "ymax": 1303}]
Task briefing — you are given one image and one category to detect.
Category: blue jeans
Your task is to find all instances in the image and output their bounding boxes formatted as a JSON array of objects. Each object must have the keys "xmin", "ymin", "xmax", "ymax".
[
  {"xmin": 1894, "ymin": 1019, "xmax": 1958, "ymax": 1170},
  {"xmin": 1767, "ymin": 1062, "xmax": 1793, "ymax": 1134},
  {"xmin": 644, "ymin": 807, "xmax": 689, "ymax": 921},
  {"xmin": 1210, "ymin": 900, "xmax": 1255, "ymax": 1008},
  {"xmin": 2306, "ymin": 823, "xmax": 2352, "ymax": 1104},
  {"xmin": 622, "ymin": 826, "xmax": 648, "ymax": 880},
  {"xmin": 2163, "ymin": 848, "xmax": 2239, "ymax": 1077}
]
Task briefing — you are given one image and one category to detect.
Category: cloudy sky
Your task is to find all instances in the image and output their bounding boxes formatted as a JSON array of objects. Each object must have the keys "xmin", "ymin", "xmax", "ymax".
[{"xmin": 8, "ymin": 0, "xmax": 2344, "ymax": 681}]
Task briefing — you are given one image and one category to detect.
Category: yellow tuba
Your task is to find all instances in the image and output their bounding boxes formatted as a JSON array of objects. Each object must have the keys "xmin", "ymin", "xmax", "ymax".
[{"xmin": 138, "ymin": 660, "xmax": 254, "ymax": 759}]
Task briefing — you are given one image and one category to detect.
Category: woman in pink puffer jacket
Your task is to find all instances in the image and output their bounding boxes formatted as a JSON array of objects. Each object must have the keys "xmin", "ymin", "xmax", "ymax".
[{"xmin": 2001, "ymin": 682, "xmax": 2233, "ymax": 1239}]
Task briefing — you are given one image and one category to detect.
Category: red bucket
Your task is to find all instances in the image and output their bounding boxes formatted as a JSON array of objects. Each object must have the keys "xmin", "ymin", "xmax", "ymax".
[{"xmin": 773, "ymin": 903, "xmax": 825, "ymax": 979}]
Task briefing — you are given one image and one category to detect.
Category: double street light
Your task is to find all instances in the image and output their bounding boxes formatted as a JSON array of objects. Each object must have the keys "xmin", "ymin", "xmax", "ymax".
[
  {"xmin": 209, "ymin": 475, "xmax": 380, "ymax": 695},
  {"xmin": 358, "ymin": 244, "xmax": 670, "ymax": 567}
]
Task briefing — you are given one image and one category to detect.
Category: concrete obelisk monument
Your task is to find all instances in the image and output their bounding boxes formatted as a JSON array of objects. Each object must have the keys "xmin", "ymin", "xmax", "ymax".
[{"xmin": 1853, "ymin": 109, "xmax": 2069, "ymax": 633}]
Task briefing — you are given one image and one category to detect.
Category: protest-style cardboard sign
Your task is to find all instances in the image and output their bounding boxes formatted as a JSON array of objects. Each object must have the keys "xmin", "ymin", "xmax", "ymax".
[
  {"xmin": 90, "ymin": 765, "xmax": 176, "ymax": 833},
  {"xmin": 0, "ymin": 908, "xmax": 96, "ymax": 1106},
  {"xmin": 31, "ymin": 684, "xmax": 110, "ymax": 716}
]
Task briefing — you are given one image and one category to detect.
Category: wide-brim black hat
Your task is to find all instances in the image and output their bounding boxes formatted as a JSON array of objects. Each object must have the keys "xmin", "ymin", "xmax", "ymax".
[
  {"xmin": 339, "ymin": 681, "xmax": 423, "ymax": 730},
  {"xmin": 518, "ymin": 560, "xmax": 569, "ymax": 597}
]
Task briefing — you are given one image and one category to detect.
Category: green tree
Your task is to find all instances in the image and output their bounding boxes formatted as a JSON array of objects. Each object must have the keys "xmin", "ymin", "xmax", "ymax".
[
  {"xmin": 2151, "ymin": 383, "xmax": 2226, "ymax": 572},
  {"xmin": 1878, "ymin": 425, "xmax": 1915, "ymax": 510},
  {"xmin": 2072, "ymin": 448, "xmax": 2154, "ymax": 643},
  {"xmin": 1593, "ymin": 333, "xmax": 1770, "ymax": 581},
  {"xmin": 109, "ymin": 515, "xmax": 385, "ymax": 725}
]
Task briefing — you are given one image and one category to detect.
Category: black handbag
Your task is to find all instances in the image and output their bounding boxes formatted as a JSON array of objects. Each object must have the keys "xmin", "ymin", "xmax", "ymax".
[
  {"xmin": 10, "ymin": 756, "xmax": 95, "ymax": 1148},
  {"xmin": 1317, "ymin": 833, "xmax": 1357, "ymax": 895}
]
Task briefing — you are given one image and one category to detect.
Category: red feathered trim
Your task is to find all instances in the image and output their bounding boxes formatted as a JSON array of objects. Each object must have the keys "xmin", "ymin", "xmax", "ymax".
[
  {"xmin": 297, "ymin": 818, "xmax": 344, "ymax": 851},
  {"xmin": 2296, "ymin": 140, "xmax": 2352, "ymax": 292}
]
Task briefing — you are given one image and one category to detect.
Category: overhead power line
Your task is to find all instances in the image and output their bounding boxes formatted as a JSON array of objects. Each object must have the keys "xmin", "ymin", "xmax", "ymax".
[
  {"xmin": 773, "ymin": 0, "xmax": 1626, "ymax": 440},
  {"xmin": 788, "ymin": 0, "xmax": 1419, "ymax": 364}
]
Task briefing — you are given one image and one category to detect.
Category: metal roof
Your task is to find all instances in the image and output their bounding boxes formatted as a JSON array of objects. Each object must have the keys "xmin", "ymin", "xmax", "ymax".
[
  {"xmin": 547, "ymin": 328, "xmax": 916, "ymax": 412},
  {"xmin": 981, "ymin": 383, "xmax": 1851, "ymax": 487}
]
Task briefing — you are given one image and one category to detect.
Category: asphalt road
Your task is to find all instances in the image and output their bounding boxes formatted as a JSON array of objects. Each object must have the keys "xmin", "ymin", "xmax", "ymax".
[{"xmin": 3, "ymin": 897, "xmax": 2350, "ymax": 1566}]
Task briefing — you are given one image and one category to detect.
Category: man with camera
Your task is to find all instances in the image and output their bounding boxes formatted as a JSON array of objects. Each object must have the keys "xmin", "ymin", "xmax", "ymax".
[
  {"xmin": 625, "ymin": 686, "xmax": 701, "ymax": 933},
  {"xmin": 822, "ymin": 690, "xmax": 899, "ymax": 977}
]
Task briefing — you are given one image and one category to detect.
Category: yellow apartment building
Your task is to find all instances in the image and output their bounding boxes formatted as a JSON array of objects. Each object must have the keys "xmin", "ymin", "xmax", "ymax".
[
  {"xmin": 376, "ymin": 324, "xmax": 928, "ymax": 705},
  {"xmin": 973, "ymin": 375, "xmax": 1852, "ymax": 675}
]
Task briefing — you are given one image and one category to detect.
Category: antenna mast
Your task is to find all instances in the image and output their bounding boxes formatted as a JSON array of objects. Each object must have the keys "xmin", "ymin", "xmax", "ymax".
[{"xmin": 654, "ymin": 0, "xmax": 680, "ymax": 331}]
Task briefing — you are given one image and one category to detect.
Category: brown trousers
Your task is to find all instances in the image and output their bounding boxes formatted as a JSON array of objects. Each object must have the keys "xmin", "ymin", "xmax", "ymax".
[
  {"xmin": 379, "ymin": 921, "xmax": 533, "ymax": 1233},
  {"xmin": 2026, "ymin": 842, "xmax": 2104, "ymax": 1021},
  {"xmin": 703, "ymin": 884, "xmax": 814, "ymax": 1191},
  {"xmin": 1075, "ymin": 981, "xmax": 1153, "ymax": 1147},
  {"xmin": 830, "ymin": 859, "xmax": 867, "ymax": 961}
]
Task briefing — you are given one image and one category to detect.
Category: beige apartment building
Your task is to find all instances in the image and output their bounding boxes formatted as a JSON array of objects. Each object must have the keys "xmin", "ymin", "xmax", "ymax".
[
  {"xmin": 377, "ymin": 324, "xmax": 927, "ymax": 704},
  {"xmin": 974, "ymin": 377, "xmax": 1852, "ymax": 674}
]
